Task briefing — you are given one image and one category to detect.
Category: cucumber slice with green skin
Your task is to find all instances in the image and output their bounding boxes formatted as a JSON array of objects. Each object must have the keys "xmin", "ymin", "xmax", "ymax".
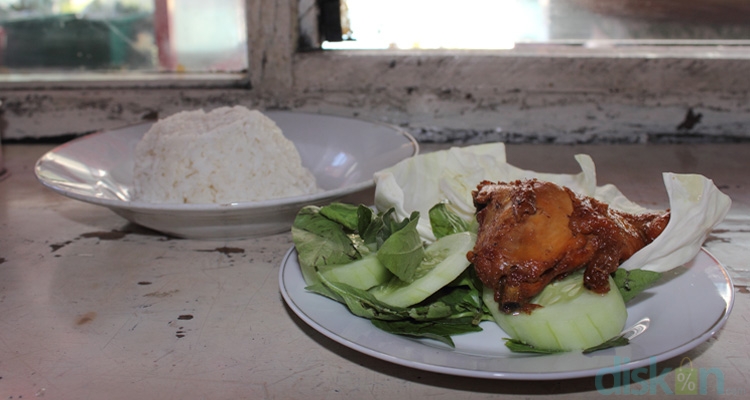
[
  {"xmin": 370, "ymin": 232, "xmax": 476, "ymax": 308},
  {"xmin": 317, "ymin": 254, "xmax": 393, "ymax": 290},
  {"xmin": 484, "ymin": 270, "xmax": 627, "ymax": 352}
]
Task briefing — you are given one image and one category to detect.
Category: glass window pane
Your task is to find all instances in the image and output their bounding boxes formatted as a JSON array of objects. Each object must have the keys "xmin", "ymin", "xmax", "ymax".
[
  {"xmin": 0, "ymin": 0, "xmax": 247, "ymax": 72},
  {"xmin": 324, "ymin": 0, "xmax": 750, "ymax": 50}
]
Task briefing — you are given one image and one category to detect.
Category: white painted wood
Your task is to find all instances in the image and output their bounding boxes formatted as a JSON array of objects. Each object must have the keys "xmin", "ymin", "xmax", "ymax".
[{"xmin": 1, "ymin": 1, "xmax": 750, "ymax": 144}]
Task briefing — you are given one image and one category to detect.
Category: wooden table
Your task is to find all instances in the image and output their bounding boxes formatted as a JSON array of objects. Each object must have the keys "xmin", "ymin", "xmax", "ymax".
[{"xmin": 1, "ymin": 142, "xmax": 747, "ymax": 399}]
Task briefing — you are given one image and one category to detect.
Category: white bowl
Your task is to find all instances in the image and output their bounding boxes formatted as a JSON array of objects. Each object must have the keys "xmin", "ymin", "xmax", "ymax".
[{"xmin": 35, "ymin": 111, "xmax": 418, "ymax": 239}]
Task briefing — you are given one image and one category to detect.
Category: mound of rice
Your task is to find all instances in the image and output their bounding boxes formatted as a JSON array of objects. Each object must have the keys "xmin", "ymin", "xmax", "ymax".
[{"xmin": 132, "ymin": 106, "xmax": 321, "ymax": 204}]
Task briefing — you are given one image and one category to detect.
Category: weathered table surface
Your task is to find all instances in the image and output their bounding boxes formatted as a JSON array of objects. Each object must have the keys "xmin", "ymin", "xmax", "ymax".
[{"xmin": 1, "ymin": 142, "xmax": 748, "ymax": 399}]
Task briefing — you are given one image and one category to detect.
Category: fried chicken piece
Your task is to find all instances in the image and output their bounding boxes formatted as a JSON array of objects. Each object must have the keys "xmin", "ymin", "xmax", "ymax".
[{"xmin": 466, "ymin": 179, "xmax": 669, "ymax": 314}]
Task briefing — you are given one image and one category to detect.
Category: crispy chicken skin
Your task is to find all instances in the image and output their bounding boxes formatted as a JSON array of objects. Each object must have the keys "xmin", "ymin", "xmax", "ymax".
[{"xmin": 466, "ymin": 179, "xmax": 670, "ymax": 314}]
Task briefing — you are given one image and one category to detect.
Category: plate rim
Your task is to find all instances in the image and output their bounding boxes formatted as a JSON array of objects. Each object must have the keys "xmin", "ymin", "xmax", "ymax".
[{"xmin": 279, "ymin": 246, "xmax": 735, "ymax": 380}]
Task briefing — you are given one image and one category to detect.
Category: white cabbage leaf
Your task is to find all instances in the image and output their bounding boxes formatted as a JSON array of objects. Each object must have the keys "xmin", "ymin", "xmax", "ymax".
[
  {"xmin": 373, "ymin": 143, "xmax": 731, "ymax": 273},
  {"xmin": 619, "ymin": 173, "xmax": 732, "ymax": 272}
]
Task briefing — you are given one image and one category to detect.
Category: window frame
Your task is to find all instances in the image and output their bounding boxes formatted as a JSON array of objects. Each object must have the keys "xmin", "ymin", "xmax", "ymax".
[{"xmin": 2, "ymin": 0, "xmax": 750, "ymax": 143}]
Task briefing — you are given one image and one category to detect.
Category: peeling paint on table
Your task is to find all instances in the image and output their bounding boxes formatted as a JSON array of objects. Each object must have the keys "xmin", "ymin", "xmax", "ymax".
[{"xmin": 0, "ymin": 142, "xmax": 748, "ymax": 399}]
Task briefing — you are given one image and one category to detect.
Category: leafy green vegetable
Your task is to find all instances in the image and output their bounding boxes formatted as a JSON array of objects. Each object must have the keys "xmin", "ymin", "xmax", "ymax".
[
  {"xmin": 376, "ymin": 216, "xmax": 425, "ymax": 282},
  {"xmin": 294, "ymin": 204, "xmax": 488, "ymax": 347},
  {"xmin": 292, "ymin": 204, "xmax": 421, "ymax": 286},
  {"xmin": 292, "ymin": 206, "xmax": 362, "ymax": 285},
  {"xmin": 429, "ymin": 203, "xmax": 471, "ymax": 239},
  {"xmin": 504, "ymin": 339, "xmax": 564, "ymax": 354},
  {"xmin": 612, "ymin": 268, "xmax": 663, "ymax": 303},
  {"xmin": 431, "ymin": 271, "xmax": 490, "ymax": 322},
  {"xmin": 356, "ymin": 207, "xmax": 419, "ymax": 252},
  {"xmin": 356, "ymin": 205, "xmax": 381, "ymax": 249},
  {"xmin": 355, "ymin": 205, "xmax": 374, "ymax": 232},
  {"xmin": 309, "ymin": 269, "xmax": 485, "ymax": 323},
  {"xmin": 583, "ymin": 334, "xmax": 630, "ymax": 354},
  {"xmin": 372, "ymin": 318, "xmax": 482, "ymax": 347},
  {"xmin": 331, "ymin": 269, "xmax": 488, "ymax": 347},
  {"xmin": 309, "ymin": 277, "xmax": 408, "ymax": 320},
  {"xmin": 370, "ymin": 232, "xmax": 475, "ymax": 308},
  {"xmin": 319, "ymin": 202, "xmax": 361, "ymax": 231}
]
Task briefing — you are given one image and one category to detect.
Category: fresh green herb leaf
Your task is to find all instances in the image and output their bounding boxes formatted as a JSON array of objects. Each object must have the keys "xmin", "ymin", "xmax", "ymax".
[
  {"xmin": 504, "ymin": 339, "xmax": 565, "ymax": 354},
  {"xmin": 311, "ymin": 261, "xmax": 489, "ymax": 347},
  {"xmin": 357, "ymin": 207, "xmax": 417, "ymax": 251},
  {"xmin": 292, "ymin": 203, "xmax": 488, "ymax": 348},
  {"xmin": 371, "ymin": 319, "xmax": 483, "ymax": 347},
  {"xmin": 421, "ymin": 283, "xmax": 488, "ymax": 325},
  {"xmin": 582, "ymin": 334, "xmax": 630, "ymax": 354},
  {"xmin": 406, "ymin": 301, "xmax": 454, "ymax": 320},
  {"xmin": 378, "ymin": 208, "xmax": 398, "ymax": 238},
  {"xmin": 317, "ymin": 277, "xmax": 407, "ymax": 321},
  {"xmin": 612, "ymin": 268, "xmax": 663, "ymax": 303},
  {"xmin": 292, "ymin": 206, "xmax": 361, "ymax": 285},
  {"xmin": 407, "ymin": 282, "xmax": 487, "ymax": 322},
  {"xmin": 376, "ymin": 217, "xmax": 425, "ymax": 283},
  {"xmin": 448, "ymin": 269, "xmax": 486, "ymax": 308},
  {"xmin": 358, "ymin": 206, "xmax": 385, "ymax": 250},
  {"xmin": 388, "ymin": 210, "xmax": 420, "ymax": 235},
  {"xmin": 305, "ymin": 282, "xmax": 343, "ymax": 303},
  {"xmin": 319, "ymin": 202, "xmax": 361, "ymax": 231},
  {"xmin": 347, "ymin": 231, "xmax": 373, "ymax": 258},
  {"xmin": 356, "ymin": 205, "xmax": 375, "ymax": 234},
  {"xmin": 429, "ymin": 203, "xmax": 470, "ymax": 239}
]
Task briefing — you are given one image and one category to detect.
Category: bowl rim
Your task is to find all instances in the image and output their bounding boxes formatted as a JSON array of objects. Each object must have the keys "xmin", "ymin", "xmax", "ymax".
[{"xmin": 34, "ymin": 111, "xmax": 419, "ymax": 213}]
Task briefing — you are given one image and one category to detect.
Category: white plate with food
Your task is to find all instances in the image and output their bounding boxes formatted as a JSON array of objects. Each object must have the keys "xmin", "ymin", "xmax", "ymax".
[
  {"xmin": 35, "ymin": 111, "xmax": 418, "ymax": 239},
  {"xmin": 279, "ymin": 246, "xmax": 733, "ymax": 380},
  {"xmin": 279, "ymin": 143, "xmax": 733, "ymax": 380}
]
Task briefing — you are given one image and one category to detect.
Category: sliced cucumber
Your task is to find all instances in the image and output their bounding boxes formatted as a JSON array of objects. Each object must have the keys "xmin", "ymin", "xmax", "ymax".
[
  {"xmin": 317, "ymin": 253, "xmax": 393, "ymax": 290},
  {"xmin": 369, "ymin": 232, "xmax": 476, "ymax": 308},
  {"xmin": 484, "ymin": 270, "xmax": 627, "ymax": 352}
]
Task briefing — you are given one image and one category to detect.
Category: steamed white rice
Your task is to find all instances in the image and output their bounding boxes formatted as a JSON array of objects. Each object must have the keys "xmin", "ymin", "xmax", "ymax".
[{"xmin": 132, "ymin": 106, "xmax": 320, "ymax": 204}]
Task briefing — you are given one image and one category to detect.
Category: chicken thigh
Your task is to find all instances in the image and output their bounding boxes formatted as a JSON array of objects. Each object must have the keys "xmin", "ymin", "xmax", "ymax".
[{"xmin": 466, "ymin": 179, "xmax": 670, "ymax": 314}]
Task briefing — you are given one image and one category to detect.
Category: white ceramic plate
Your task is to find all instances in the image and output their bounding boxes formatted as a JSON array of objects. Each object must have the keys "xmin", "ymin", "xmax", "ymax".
[
  {"xmin": 35, "ymin": 112, "xmax": 418, "ymax": 239},
  {"xmin": 280, "ymin": 248, "xmax": 734, "ymax": 380}
]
